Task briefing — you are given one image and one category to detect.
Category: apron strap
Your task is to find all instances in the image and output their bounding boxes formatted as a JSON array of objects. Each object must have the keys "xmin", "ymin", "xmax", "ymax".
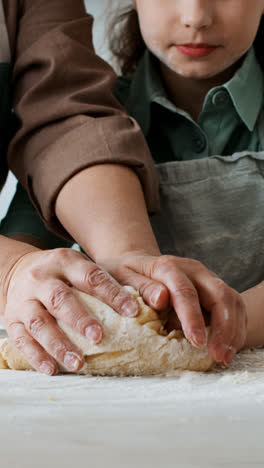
[{"xmin": 0, "ymin": 0, "xmax": 10, "ymax": 62}]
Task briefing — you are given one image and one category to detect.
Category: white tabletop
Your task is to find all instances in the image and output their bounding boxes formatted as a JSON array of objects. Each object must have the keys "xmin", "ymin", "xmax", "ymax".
[{"xmin": 1, "ymin": 348, "xmax": 264, "ymax": 468}]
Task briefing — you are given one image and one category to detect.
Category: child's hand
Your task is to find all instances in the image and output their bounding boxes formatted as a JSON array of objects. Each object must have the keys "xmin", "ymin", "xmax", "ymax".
[
  {"xmin": 241, "ymin": 282, "xmax": 264, "ymax": 350},
  {"xmin": 101, "ymin": 253, "xmax": 247, "ymax": 366},
  {"xmin": 2, "ymin": 248, "xmax": 139, "ymax": 375}
]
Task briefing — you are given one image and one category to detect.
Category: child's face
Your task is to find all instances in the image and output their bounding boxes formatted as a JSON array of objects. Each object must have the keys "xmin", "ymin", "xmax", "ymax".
[{"xmin": 134, "ymin": 0, "xmax": 264, "ymax": 81}]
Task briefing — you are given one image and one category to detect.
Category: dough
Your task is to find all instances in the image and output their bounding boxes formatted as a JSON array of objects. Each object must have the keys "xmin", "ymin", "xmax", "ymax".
[{"xmin": 0, "ymin": 287, "xmax": 214, "ymax": 375}]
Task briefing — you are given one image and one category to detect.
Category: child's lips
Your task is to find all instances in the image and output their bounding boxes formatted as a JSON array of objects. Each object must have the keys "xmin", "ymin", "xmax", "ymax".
[{"xmin": 176, "ymin": 43, "xmax": 218, "ymax": 58}]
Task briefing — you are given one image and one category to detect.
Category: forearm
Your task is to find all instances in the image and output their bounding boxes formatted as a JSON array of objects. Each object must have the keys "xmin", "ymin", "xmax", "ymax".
[
  {"xmin": 6, "ymin": 0, "xmax": 158, "ymax": 236},
  {"xmin": 241, "ymin": 282, "xmax": 264, "ymax": 349},
  {"xmin": 0, "ymin": 235, "xmax": 39, "ymax": 314},
  {"xmin": 56, "ymin": 165, "xmax": 248, "ymax": 364},
  {"xmin": 55, "ymin": 164, "xmax": 160, "ymax": 262}
]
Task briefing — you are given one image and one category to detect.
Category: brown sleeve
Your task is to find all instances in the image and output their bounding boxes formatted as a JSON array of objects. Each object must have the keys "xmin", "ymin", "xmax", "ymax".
[{"xmin": 4, "ymin": 0, "xmax": 159, "ymax": 237}]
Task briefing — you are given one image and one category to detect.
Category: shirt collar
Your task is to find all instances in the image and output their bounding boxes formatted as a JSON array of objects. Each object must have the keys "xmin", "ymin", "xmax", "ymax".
[
  {"xmin": 222, "ymin": 47, "xmax": 263, "ymax": 131},
  {"xmin": 125, "ymin": 47, "xmax": 263, "ymax": 134}
]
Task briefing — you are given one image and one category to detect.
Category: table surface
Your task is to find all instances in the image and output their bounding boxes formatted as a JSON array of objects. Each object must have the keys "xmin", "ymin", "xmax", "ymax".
[{"xmin": 1, "ymin": 348, "xmax": 264, "ymax": 468}]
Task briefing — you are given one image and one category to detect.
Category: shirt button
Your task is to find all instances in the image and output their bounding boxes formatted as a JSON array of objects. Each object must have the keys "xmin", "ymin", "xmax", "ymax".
[
  {"xmin": 193, "ymin": 136, "xmax": 206, "ymax": 153},
  {"xmin": 212, "ymin": 90, "xmax": 229, "ymax": 107}
]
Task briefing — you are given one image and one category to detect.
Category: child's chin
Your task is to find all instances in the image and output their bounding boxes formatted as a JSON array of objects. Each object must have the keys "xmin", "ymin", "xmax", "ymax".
[
  {"xmin": 160, "ymin": 55, "xmax": 223, "ymax": 81},
  {"xmin": 172, "ymin": 67, "xmax": 218, "ymax": 80}
]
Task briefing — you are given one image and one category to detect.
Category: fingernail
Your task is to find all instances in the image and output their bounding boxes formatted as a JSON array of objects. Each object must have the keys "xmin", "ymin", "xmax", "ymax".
[
  {"xmin": 85, "ymin": 324, "xmax": 103, "ymax": 343},
  {"xmin": 223, "ymin": 347, "xmax": 235, "ymax": 366},
  {"xmin": 219, "ymin": 361, "xmax": 228, "ymax": 369},
  {"xmin": 191, "ymin": 329, "xmax": 207, "ymax": 348},
  {"xmin": 121, "ymin": 300, "xmax": 138, "ymax": 317},
  {"xmin": 39, "ymin": 362, "xmax": 56, "ymax": 376},
  {"xmin": 150, "ymin": 287, "xmax": 163, "ymax": 307},
  {"xmin": 64, "ymin": 352, "xmax": 82, "ymax": 371},
  {"xmin": 215, "ymin": 344, "xmax": 229, "ymax": 362}
]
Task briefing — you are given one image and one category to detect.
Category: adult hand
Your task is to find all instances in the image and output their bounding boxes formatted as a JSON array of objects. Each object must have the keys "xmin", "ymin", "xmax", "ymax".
[
  {"xmin": 2, "ymin": 248, "xmax": 139, "ymax": 375},
  {"xmin": 101, "ymin": 253, "xmax": 247, "ymax": 366}
]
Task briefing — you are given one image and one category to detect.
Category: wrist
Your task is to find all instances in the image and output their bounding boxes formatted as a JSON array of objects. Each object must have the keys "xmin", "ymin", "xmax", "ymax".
[
  {"xmin": 94, "ymin": 240, "xmax": 161, "ymax": 265},
  {"xmin": 0, "ymin": 238, "xmax": 39, "ymax": 315},
  {"xmin": 95, "ymin": 246, "xmax": 161, "ymax": 268}
]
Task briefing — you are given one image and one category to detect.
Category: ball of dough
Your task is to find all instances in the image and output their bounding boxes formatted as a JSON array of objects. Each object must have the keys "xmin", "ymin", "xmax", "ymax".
[{"xmin": 0, "ymin": 287, "xmax": 214, "ymax": 375}]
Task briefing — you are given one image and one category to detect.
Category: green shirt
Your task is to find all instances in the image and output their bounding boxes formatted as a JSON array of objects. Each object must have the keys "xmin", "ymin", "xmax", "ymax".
[
  {"xmin": 115, "ymin": 46, "xmax": 264, "ymax": 163},
  {"xmin": 1, "ymin": 46, "xmax": 263, "ymax": 245},
  {"xmin": 0, "ymin": 182, "xmax": 72, "ymax": 248}
]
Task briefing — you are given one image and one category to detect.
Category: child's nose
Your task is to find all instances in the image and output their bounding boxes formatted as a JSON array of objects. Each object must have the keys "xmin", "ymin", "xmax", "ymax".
[{"xmin": 180, "ymin": 0, "xmax": 212, "ymax": 30}]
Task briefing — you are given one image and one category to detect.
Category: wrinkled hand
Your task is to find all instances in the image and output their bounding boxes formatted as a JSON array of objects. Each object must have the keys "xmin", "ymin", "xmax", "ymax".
[
  {"xmin": 101, "ymin": 253, "xmax": 247, "ymax": 366},
  {"xmin": 2, "ymin": 248, "xmax": 139, "ymax": 375}
]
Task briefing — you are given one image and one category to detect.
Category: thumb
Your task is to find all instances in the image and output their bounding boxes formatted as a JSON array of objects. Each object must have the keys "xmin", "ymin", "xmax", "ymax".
[{"xmin": 111, "ymin": 264, "xmax": 170, "ymax": 311}]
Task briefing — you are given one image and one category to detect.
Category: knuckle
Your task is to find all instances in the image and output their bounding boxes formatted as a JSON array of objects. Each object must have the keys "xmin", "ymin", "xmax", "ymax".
[
  {"xmin": 85, "ymin": 265, "xmax": 111, "ymax": 289},
  {"xmin": 152, "ymin": 255, "xmax": 178, "ymax": 277},
  {"xmin": 105, "ymin": 284, "xmax": 123, "ymax": 306},
  {"xmin": 214, "ymin": 281, "xmax": 233, "ymax": 303},
  {"xmin": 47, "ymin": 285, "xmax": 72, "ymax": 311},
  {"xmin": 174, "ymin": 281, "xmax": 197, "ymax": 300},
  {"xmin": 54, "ymin": 248, "xmax": 71, "ymax": 260},
  {"xmin": 28, "ymin": 266, "xmax": 43, "ymax": 283},
  {"xmin": 48, "ymin": 338, "xmax": 67, "ymax": 357},
  {"xmin": 13, "ymin": 335, "xmax": 28, "ymax": 350},
  {"xmin": 46, "ymin": 248, "xmax": 72, "ymax": 266},
  {"xmin": 27, "ymin": 316, "xmax": 46, "ymax": 336},
  {"xmin": 155, "ymin": 255, "xmax": 175, "ymax": 270},
  {"xmin": 188, "ymin": 258, "xmax": 204, "ymax": 271},
  {"xmin": 139, "ymin": 280, "xmax": 156, "ymax": 299}
]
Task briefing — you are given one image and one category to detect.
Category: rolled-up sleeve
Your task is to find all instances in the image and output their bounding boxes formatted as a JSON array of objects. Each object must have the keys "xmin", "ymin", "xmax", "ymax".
[{"xmin": 5, "ymin": 0, "xmax": 159, "ymax": 238}]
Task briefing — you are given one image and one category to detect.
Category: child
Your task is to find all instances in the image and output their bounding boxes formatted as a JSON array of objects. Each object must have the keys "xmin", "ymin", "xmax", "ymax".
[
  {"xmin": 106, "ymin": 0, "xmax": 264, "ymax": 350},
  {"xmin": 52, "ymin": 0, "xmax": 264, "ymax": 359},
  {"xmin": 5, "ymin": 0, "xmax": 263, "ymax": 368}
]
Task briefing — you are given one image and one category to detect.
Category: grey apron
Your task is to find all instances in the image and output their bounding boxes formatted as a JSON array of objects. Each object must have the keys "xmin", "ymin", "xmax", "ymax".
[{"xmin": 150, "ymin": 111, "xmax": 264, "ymax": 293}]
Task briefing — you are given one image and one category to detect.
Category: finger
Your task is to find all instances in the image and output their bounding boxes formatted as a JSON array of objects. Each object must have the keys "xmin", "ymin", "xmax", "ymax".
[
  {"xmin": 113, "ymin": 267, "xmax": 170, "ymax": 310},
  {"xmin": 220, "ymin": 302, "xmax": 247, "ymax": 366},
  {"xmin": 22, "ymin": 302, "xmax": 84, "ymax": 372},
  {"xmin": 121, "ymin": 255, "xmax": 207, "ymax": 346},
  {"xmin": 169, "ymin": 261, "xmax": 239, "ymax": 339},
  {"xmin": 192, "ymin": 273, "xmax": 240, "ymax": 362},
  {"xmin": 208, "ymin": 301, "xmax": 237, "ymax": 363},
  {"xmin": 39, "ymin": 280, "xmax": 104, "ymax": 344},
  {"xmin": 6, "ymin": 321, "xmax": 57, "ymax": 375},
  {"xmin": 53, "ymin": 249, "xmax": 139, "ymax": 318},
  {"xmin": 193, "ymin": 273, "xmax": 237, "ymax": 318},
  {"xmin": 166, "ymin": 273, "xmax": 207, "ymax": 347}
]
